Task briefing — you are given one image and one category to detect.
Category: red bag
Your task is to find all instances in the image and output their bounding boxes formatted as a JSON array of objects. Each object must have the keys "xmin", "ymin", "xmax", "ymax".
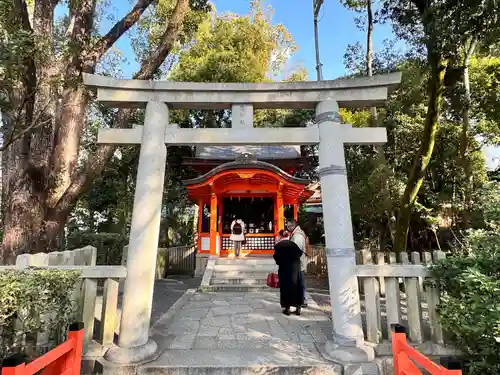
[{"xmin": 266, "ymin": 272, "xmax": 279, "ymax": 288}]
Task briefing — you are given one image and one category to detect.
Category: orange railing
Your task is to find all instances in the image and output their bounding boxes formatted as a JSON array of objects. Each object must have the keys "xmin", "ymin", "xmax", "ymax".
[
  {"xmin": 1, "ymin": 322, "xmax": 84, "ymax": 375},
  {"xmin": 392, "ymin": 324, "xmax": 461, "ymax": 375}
]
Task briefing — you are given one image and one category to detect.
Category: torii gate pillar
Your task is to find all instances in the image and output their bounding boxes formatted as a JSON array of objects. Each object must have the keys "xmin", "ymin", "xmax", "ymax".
[
  {"xmin": 316, "ymin": 100, "xmax": 374, "ymax": 363},
  {"xmin": 105, "ymin": 102, "xmax": 169, "ymax": 363}
]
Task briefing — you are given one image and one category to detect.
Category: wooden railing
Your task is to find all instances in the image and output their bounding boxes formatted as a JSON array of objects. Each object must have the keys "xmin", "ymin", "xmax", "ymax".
[
  {"xmin": 15, "ymin": 246, "xmax": 97, "ymax": 267},
  {"xmin": 158, "ymin": 245, "xmax": 196, "ymax": 277},
  {"xmin": 76, "ymin": 266, "xmax": 126, "ymax": 353},
  {"xmin": 123, "ymin": 245, "xmax": 196, "ymax": 279},
  {"xmin": 356, "ymin": 249, "xmax": 446, "ymax": 345},
  {"xmin": 306, "ymin": 246, "xmax": 451, "ymax": 346},
  {"xmin": 307, "ymin": 245, "xmax": 328, "ymax": 275},
  {"xmin": 392, "ymin": 324, "xmax": 462, "ymax": 374},
  {"xmin": 1, "ymin": 322, "xmax": 84, "ymax": 375}
]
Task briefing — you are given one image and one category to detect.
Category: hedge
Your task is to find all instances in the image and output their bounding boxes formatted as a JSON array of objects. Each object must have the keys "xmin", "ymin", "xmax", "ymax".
[
  {"xmin": 429, "ymin": 230, "xmax": 500, "ymax": 375},
  {"xmin": 0, "ymin": 269, "xmax": 80, "ymax": 360}
]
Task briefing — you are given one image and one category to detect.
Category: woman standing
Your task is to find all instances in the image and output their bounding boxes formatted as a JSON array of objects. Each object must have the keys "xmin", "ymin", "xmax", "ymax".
[
  {"xmin": 230, "ymin": 216, "xmax": 245, "ymax": 257},
  {"xmin": 273, "ymin": 238, "xmax": 304, "ymax": 315}
]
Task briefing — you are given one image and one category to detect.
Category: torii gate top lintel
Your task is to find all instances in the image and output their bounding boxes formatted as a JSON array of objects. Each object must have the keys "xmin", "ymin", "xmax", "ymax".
[{"xmin": 82, "ymin": 72, "xmax": 401, "ymax": 110}]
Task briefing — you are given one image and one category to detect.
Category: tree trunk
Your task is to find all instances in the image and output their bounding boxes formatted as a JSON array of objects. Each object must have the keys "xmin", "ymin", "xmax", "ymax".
[
  {"xmin": 459, "ymin": 39, "xmax": 476, "ymax": 228},
  {"xmin": 1, "ymin": 0, "xmax": 185, "ymax": 263},
  {"xmin": 393, "ymin": 52, "xmax": 447, "ymax": 253},
  {"xmin": 366, "ymin": 0, "xmax": 377, "ymax": 124},
  {"xmin": 365, "ymin": 0, "xmax": 395, "ymax": 248}
]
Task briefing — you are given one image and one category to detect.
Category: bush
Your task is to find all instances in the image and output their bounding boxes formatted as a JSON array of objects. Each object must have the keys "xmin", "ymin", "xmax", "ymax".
[
  {"xmin": 0, "ymin": 269, "xmax": 81, "ymax": 360},
  {"xmin": 67, "ymin": 232, "xmax": 127, "ymax": 265},
  {"xmin": 429, "ymin": 182, "xmax": 500, "ymax": 375}
]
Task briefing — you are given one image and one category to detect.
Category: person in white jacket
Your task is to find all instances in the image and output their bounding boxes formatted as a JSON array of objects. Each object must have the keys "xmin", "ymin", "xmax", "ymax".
[
  {"xmin": 230, "ymin": 216, "xmax": 245, "ymax": 257},
  {"xmin": 287, "ymin": 218, "xmax": 308, "ymax": 307}
]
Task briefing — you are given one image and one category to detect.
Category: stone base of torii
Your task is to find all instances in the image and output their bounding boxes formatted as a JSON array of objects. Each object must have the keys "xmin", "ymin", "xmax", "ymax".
[{"xmin": 83, "ymin": 73, "xmax": 401, "ymax": 368}]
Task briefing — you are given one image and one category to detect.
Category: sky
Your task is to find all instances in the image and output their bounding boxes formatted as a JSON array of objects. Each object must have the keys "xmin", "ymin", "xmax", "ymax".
[
  {"xmin": 100, "ymin": 0, "xmax": 399, "ymax": 80},
  {"xmin": 54, "ymin": 0, "xmax": 499, "ymax": 170}
]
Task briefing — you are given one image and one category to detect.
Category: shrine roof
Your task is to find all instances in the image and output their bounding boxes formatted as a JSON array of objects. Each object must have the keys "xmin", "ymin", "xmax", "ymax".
[
  {"xmin": 183, "ymin": 154, "xmax": 309, "ymax": 186},
  {"xmin": 195, "ymin": 145, "xmax": 301, "ymax": 160},
  {"xmin": 305, "ymin": 182, "xmax": 322, "ymax": 204}
]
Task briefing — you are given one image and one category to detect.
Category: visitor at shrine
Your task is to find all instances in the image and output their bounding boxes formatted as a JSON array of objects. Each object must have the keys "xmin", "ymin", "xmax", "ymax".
[
  {"xmin": 287, "ymin": 219, "xmax": 309, "ymax": 308},
  {"xmin": 230, "ymin": 216, "xmax": 245, "ymax": 257},
  {"xmin": 273, "ymin": 238, "xmax": 304, "ymax": 316},
  {"xmin": 275, "ymin": 229, "xmax": 289, "ymax": 243}
]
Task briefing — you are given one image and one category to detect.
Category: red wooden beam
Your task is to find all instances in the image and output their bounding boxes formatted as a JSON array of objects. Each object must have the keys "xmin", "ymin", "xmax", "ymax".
[
  {"xmin": 2, "ymin": 323, "xmax": 84, "ymax": 375},
  {"xmin": 391, "ymin": 324, "xmax": 462, "ymax": 375}
]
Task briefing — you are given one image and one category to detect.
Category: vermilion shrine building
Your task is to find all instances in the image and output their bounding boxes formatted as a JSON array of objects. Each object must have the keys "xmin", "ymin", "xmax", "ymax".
[{"xmin": 184, "ymin": 150, "xmax": 314, "ymax": 256}]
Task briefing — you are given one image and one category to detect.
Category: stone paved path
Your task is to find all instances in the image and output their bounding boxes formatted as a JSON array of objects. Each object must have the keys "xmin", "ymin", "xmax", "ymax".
[
  {"xmin": 306, "ymin": 276, "xmax": 331, "ymax": 314},
  {"xmin": 146, "ymin": 290, "xmax": 336, "ymax": 367},
  {"xmin": 150, "ymin": 277, "xmax": 202, "ymax": 325}
]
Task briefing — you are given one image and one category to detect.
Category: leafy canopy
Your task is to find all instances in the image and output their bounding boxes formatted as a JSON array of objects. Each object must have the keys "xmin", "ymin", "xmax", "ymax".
[{"xmin": 169, "ymin": 0, "xmax": 296, "ymax": 83}]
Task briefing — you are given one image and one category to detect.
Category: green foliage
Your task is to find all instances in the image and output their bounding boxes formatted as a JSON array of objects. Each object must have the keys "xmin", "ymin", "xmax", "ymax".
[
  {"xmin": 469, "ymin": 56, "xmax": 500, "ymax": 145},
  {"xmin": 66, "ymin": 232, "xmax": 126, "ymax": 265},
  {"xmin": 0, "ymin": 269, "xmax": 80, "ymax": 359},
  {"xmin": 429, "ymin": 182, "xmax": 500, "ymax": 374},
  {"xmin": 429, "ymin": 235, "xmax": 500, "ymax": 375},
  {"xmin": 169, "ymin": 0, "xmax": 296, "ymax": 83},
  {"xmin": 340, "ymin": 42, "xmax": 497, "ymax": 250},
  {"xmin": 132, "ymin": 0, "xmax": 211, "ymax": 76}
]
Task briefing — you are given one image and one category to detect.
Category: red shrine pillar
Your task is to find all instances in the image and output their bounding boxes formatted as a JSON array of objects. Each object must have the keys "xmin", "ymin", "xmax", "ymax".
[
  {"xmin": 210, "ymin": 188, "xmax": 218, "ymax": 256},
  {"xmin": 277, "ymin": 191, "xmax": 284, "ymax": 231},
  {"xmin": 197, "ymin": 199, "xmax": 203, "ymax": 251},
  {"xmin": 218, "ymin": 198, "xmax": 224, "ymax": 255}
]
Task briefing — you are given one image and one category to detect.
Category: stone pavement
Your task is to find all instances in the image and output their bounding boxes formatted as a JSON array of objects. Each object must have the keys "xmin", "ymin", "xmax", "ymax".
[{"xmin": 144, "ymin": 290, "xmax": 340, "ymax": 372}]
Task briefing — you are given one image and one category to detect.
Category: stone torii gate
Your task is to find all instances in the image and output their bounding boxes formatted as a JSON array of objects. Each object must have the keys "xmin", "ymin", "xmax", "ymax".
[{"xmin": 83, "ymin": 73, "xmax": 401, "ymax": 365}]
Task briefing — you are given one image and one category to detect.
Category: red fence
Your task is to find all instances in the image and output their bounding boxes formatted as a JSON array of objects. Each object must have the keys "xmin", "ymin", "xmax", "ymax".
[
  {"xmin": 392, "ymin": 324, "xmax": 461, "ymax": 375},
  {"xmin": 1, "ymin": 322, "xmax": 84, "ymax": 375}
]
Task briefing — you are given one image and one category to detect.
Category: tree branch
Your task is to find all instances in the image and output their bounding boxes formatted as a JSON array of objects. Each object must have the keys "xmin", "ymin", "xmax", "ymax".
[
  {"xmin": 13, "ymin": 0, "xmax": 32, "ymax": 32},
  {"xmin": 33, "ymin": 0, "xmax": 59, "ymax": 44},
  {"xmin": 1, "ymin": 115, "xmax": 52, "ymax": 152},
  {"xmin": 53, "ymin": 0, "xmax": 191, "ymax": 217},
  {"xmin": 134, "ymin": 0, "xmax": 189, "ymax": 78},
  {"xmin": 88, "ymin": 0, "xmax": 156, "ymax": 64},
  {"xmin": 61, "ymin": 0, "xmax": 97, "ymax": 74}
]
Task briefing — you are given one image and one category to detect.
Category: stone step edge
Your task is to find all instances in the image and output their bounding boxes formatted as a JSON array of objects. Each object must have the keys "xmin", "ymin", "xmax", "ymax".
[
  {"xmin": 136, "ymin": 365, "xmax": 342, "ymax": 375},
  {"xmin": 211, "ymin": 279, "xmax": 267, "ymax": 285},
  {"xmin": 215, "ymin": 260, "xmax": 277, "ymax": 265},
  {"xmin": 200, "ymin": 285, "xmax": 272, "ymax": 292},
  {"xmin": 212, "ymin": 274, "xmax": 271, "ymax": 278},
  {"xmin": 214, "ymin": 266, "xmax": 278, "ymax": 270}
]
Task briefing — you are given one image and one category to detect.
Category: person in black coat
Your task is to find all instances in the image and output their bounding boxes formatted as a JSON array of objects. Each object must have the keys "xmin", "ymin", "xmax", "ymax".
[{"xmin": 273, "ymin": 239, "xmax": 304, "ymax": 315}]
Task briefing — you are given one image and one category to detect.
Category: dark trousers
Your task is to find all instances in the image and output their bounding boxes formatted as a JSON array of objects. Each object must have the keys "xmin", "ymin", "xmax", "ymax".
[
  {"xmin": 233, "ymin": 241, "xmax": 242, "ymax": 256},
  {"xmin": 300, "ymin": 271, "xmax": 307, "ymax": 301}
]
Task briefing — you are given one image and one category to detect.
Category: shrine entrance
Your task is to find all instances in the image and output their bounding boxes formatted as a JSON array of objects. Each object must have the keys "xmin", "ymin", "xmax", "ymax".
[
  {"xmin": 184, "ymin": 154, "xmax": 313, "ymax": 256},
  {"xmin": 82, "ymin": 71, "xmax": 401, "ymax": 366}
]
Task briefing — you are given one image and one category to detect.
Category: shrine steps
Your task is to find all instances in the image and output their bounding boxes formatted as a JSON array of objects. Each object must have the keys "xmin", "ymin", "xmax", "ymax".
[
  {"xmin": 134, "ymin": 348, "xmax": 342, "ymax": 375},
  {"xmin": 201, "ymin": 256, "xmax": 278, "ymax": 292}
]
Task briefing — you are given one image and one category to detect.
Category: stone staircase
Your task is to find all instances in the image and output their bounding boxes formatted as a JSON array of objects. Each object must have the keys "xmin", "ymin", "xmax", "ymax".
[{"xmin": 200, "ymin": 256, "xmax": 278, "ymax": 292}]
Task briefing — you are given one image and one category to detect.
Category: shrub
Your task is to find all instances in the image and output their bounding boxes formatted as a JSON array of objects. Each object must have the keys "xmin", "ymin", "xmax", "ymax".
[
  {"xmin": 0, "ymin": 269, "xmax": 81, "ymax": 360},
  {"xmin": 67, "ymin": 232, "xmax": 127, "ymax": 265},
  {"xmin": 429, "ymin": 182, "xmax": 500, "ymax": 375}
]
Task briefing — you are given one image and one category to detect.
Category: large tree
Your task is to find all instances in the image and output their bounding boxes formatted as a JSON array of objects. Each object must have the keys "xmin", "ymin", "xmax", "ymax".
[
  {"xmin": 0, "ymin": 0, "xmax": 210, "ymax": 263},
  {"xmin": 382, "ymin": 0, "xmax": 500, "ymax": 253},
  {"xmin": 66, "ymin": 0, "xmax": 298, "ymax": 251}
]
